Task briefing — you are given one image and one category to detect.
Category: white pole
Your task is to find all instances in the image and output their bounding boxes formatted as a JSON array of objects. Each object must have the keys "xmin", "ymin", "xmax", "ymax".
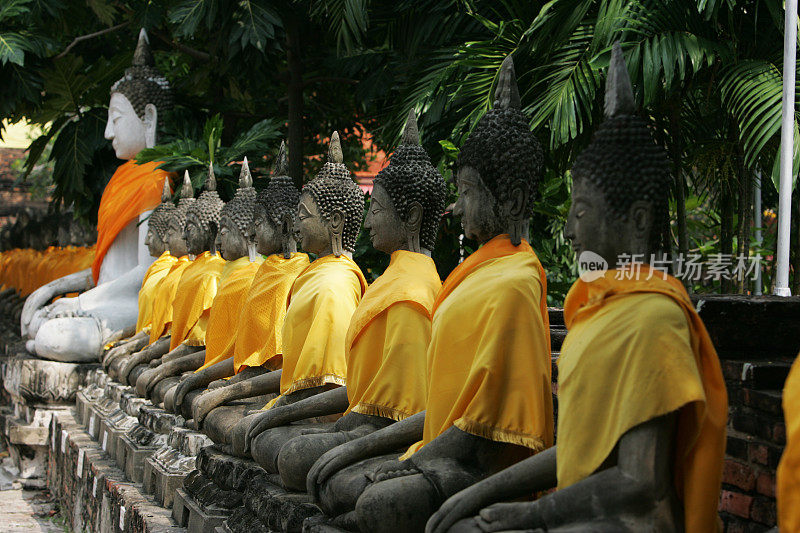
[
  {"xmin": 775, "ymin": 0, "xmax": 797, "ymax": 296},
  {"xmin": 754, "ymin": 172, "xmax": 763, "ymax": 295}
]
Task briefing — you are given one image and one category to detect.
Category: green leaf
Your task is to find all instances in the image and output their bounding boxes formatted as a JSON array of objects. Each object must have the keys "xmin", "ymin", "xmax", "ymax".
[
  {"xmin": 225, "ymin": 118, "xmax": 282, "ymax": 162},
  {"xmin": 232, "ymin": 0, "xmax": 280, "ymax": 51}
]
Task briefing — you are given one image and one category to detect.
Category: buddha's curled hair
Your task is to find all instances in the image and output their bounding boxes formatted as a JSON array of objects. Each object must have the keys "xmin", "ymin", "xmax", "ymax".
[
  {"xmin": 110, "ymin": 29, "xmax": 173, "ymax": 123},
  {"xmin": 257, "ymin": 142, "xmax": 301, "ymax": 228},
  {"xmin": 220, "ymin": 158, "xmax": 257, "ymax": 236},
  {"xmin": 457, "ymin": 56, "xmax": 542, "ymax": 210},
  {"xmin": 373, "ymin": 111, "xmax": 446, "ymax": 250},
  {"xmin": 303, "ymin": 132, "xmax": 365, "ymax": 253}
]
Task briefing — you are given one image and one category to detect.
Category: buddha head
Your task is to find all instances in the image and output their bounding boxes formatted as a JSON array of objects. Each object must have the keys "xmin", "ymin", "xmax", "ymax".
[
  {"xmin": 185, "ymin": 164, "xmax": 224, "ymax": 256},
  {"xmin": 251, "ymin": 141, "xmax": 301, "ymax": 258},
  {"xmin": 104, "ymin": 29, "xmax": 173, "ymax": 160},
  {"xmin": 565, "ymin": 43, "xmax": 671, "ymax": 267},
  {"xmin": 164, "ymin": 171, "xmax": 195, "ymax": 258},
  {"xmin": 216, "ymin": 157, "xmax": 257, "ymax": 260},
  {"xmin": 454, "ymin": 55, "xmax": 543, "ymax": 246},
  {"xmin": 366, "ymin": 110, "xmax": 446, "ymax": 255},
  {"xmin": 298, "ymin": 131, "xmax": 365, "ymax": 257},
  {"xmin": 145, "ymin": 178, "xmax": 174, "ymax": 257}
]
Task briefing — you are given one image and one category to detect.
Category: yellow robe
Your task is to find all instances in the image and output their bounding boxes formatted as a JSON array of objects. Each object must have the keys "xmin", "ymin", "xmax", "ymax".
[
  {"xmin": 169, "ymin": 251, "xmax": 226, "ymax": 350},
  {"xmin": 233, "ymin": 253, "xmax": 310, "ymax": 374},
  {"xmin": 149, "ymin": 256, "xmax": 193, "ymax": 343},
  {"xmin": 558, "ymin": 266, "xmax": 728, "ymax": 533},
  {"xmin": 136, "ymin": 251, "xmax": 178, "ymax": 333},
  {"xmin": 778, "ymin": 352, "xmax": 800, "ymax": 532},
  {"xmin": 198, "ymin": 256, "xmax": 263, "ymax": 370},
  {"xmin": 344, "ymin": 250, "xmax": 440, "ymax": 421},
  {"xmin": 264, "ymin": 254, "xmax": 367, "ymax": 408},
  {"xmin": 404, "ymin": 235, "xmax": 553, "ymax": 457}
]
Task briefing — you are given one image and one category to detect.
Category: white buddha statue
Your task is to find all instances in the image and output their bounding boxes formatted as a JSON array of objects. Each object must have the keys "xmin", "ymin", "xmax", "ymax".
[{"xmin": 21, "ymin": 29, "xmax": 174, "ymax": 363}]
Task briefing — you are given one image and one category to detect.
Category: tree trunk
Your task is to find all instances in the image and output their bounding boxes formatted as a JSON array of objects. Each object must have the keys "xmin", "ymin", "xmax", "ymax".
[
  {"xmin": 285, "ymin": 15, "xmax": 304, "ymax": 190},
  {"xmin": 669, "ymin": 107, "xmax": 688, "ymax": 286},
  {"xmin": 720, "ymin": 182, "xmax": 734, "ymax": 294},
  {"xmin": 736, "ymin": 166, "xmax": 751, "ymax": 294}
]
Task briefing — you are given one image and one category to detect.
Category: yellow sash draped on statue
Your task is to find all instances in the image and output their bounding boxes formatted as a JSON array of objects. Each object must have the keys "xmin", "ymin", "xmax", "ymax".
[
  {"xmin": 92, "ymin": 160, "xmax": 172, "ymax": 283},
  {"xmin": 169, "ymin": 251, "xmax": 225, "ymax": 350},
  {"xmin": 262, "ymin": 254, "xmax": 367, "ymax": 409},
  {"xmin": 148, "ymin": 256, "xmax": 192, "ymax": 343},
  {"xmin": 403, "ymin": 235, "xmax": 552, "ymax": 458},
  {"xmin": 233, "ymin": 253, "xmax": 310, "ymax": 374},
  {"xmin": 558, "ymin": 266, "xmax": 727, "ymax": 533},
  {"xmin": 778, "ymin": 352, "xmax": 800, "ymax": 532},
  {"xmin": 136, "ymin": 251, "xmax": 178, "ymax": 333},
  {"xmin": 344, "ymin": 250, "xmax": 440, "ymax": 421},
  {"xmin": 198, "ymin": 256, "xmax": 263, "ymax": 370}
]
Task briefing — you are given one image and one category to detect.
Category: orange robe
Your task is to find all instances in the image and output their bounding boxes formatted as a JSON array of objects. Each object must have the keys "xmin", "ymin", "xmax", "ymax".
[
  {"xmin": 232, "ymin": 253, "xmax": 310, "ymax": 374},
  {"xmin": 558, "ymin": 266, "xmax": 728, "ymax": 533},
  {"xmin": 136, "ymin": 251, "xmax": 178, "ymax": 333},
  {"xmin": 198, "ymin": 256, "xmax": 263, "ymax": 370},
  {"xmin": 92, "ymin": 160, "xmax": 171, "ymax": 283},
  {"xmin": 404, "ymin": 235, "xmax": 552, "ymax": 457},
  {"xmin": 149, "ymin": 256, "xmax": 193, "ymax": 343},
  {"xmin": 778, "ymin": 352, "xmax": 800, "ymax": 532},
  {"xmin": 168, "ymin": 251, "xmax": 226, "ymax": 350}
]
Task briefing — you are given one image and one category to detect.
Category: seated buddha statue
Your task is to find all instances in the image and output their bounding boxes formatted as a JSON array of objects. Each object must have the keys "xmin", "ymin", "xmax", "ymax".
[
  {"xmin": 138, "ymin": 158, "xmax": 262, "ymax": 405},
  {"xmin": 105, "ymin": 173, "xmax": 195, "ymax": 381},
  {"xmin": 188, "ymin": 132, "xmax": 367, "ymax": 458},
  {"xmin": 167, "ymin": 142, "xmax": 310, "ymax": 421},
  {"xmin": 240, "ymin": 110, "xmax": 446, "ymax": 494},
  {"xmin": 117, "ymin": 164, "xmax": 225, "ymax": 388},
  {"xmin": 22, "ymin": 29, "xmax": 174, "ymax": 362},
  {"xmin": 426, "ymin": 43, "xmax": 728, "ymax": 533},
  {"xmin": 103, "ymin": 175, "xmax": 191, "ymax": 367},
  {"xmin": 302, "ymin": 56, "xmax": 553, "ymax": 533}
]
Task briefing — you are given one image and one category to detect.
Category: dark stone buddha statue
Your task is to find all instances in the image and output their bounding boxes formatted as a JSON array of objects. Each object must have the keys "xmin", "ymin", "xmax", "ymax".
[{"xmin": 303, "ymin": 55, "xmax": 553, "ymax": 533}]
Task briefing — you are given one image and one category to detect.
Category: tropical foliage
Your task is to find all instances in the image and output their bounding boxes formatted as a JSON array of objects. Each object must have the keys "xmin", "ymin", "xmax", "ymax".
[{"xmin": 2, "ymin": 0, "xmax": 798, "ymax": 300}]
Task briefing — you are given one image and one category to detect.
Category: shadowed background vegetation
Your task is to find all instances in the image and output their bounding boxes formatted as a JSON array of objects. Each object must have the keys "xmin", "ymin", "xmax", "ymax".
[{"xmin": 1, "ymin": 0, "xmax": 798, "ymax": 302}]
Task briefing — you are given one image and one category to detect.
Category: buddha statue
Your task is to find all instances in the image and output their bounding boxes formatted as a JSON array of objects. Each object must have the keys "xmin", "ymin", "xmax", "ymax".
[
  {"xmin": 117, "ymin": 164, "xmax": 225, "ymax": 388},
  {"xmin": 425, "ymin": 43, "xmax": 728, "ymax": 533},
  {"xmin": 21, "ymin": 29, "xmax": 174, "ymax": 362},
  {"xmin": 103, "ymin": 173, "xmax": 193, "ymax": 372},
  {"xmin": 186, "ymin": 132, "xmax": 367, "ymax": 459},
  {"xmin": 239, "ymin": 110, "xmax": 446, "ymax": 497},
  {"xmin": 302, "ymin": 56, "xmax": 553, "ymax": 533},
  {"xmin": 105, "ymin": 174, "xmax": 195, "ymax": 381},
  {"xmin": 168, "ymin": 142, "xmax": 310, "ymax": 422},
  {"xmin": 138, "ymin": 158, "xmax": 261, "ymax": 405}
]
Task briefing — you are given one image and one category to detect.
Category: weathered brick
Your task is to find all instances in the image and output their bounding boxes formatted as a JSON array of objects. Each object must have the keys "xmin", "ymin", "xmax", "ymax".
[
  {"xmin": 726, "ymin": 433, "xmax": 750, "ymax": 461},
  {"xmin": 756, "ymin": 473, "xmax": 776, "ymax": 498},
  {"xmin": 750, "ymin": 496, "xmax": 777, "ymax": 526},
  {"xmin": 739, "ymin": 388, "xmax": 783, "ymax": 417},
  {"xmin": 720, "ymin": 490, "xmax": 752, "ymax": 519},
  {"xmin": 748, "ymin": 444, "xmax": 769, "ymax": 466},
  {"xmin": 723, "ymin": 460, "xmax": 756, "ymax": 491}
]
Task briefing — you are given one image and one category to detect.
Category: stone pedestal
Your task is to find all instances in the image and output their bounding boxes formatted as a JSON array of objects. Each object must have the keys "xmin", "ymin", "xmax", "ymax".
[
  {"xmin": 119, "ymin": 405, "xmax": 183, "ymax": 483},
  {"xmin": 144, "ymin": 426, "xmax": 212, "ymax": 508}
]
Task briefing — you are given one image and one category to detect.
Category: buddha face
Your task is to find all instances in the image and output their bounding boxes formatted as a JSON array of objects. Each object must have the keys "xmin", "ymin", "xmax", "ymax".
[
  {"xmin": 453, "ymin": 166, "xmax": 504, "ymax": 244},
  {"xmin": 104, "ymin": 93, "xmax": 156, "ymax": 160},
  {"xmin": 184, "ymin": 213, "xmax": 208, "ymax": 255},
  {"xmin": 216, "ymin": 216, "xmax": 248, "ymax": 260},
  {"xmin": 164, "ymin": 218, "xmax": 188, "ymax": 257},
  {"xmin": 364, "ymin": 183, "xmax": 406, "ymax": 254},
  {"xmin": 565, "ymin": 178, "xmax": 653, "ymax": 267},
  {"xmin": 297, "ymin": 192, "xmax": 330, "ymax": 255},
  {"xmin": 144, "ymin": 226, "xmax": 167, "ymax": 258},
  {"xmin": 251, "ymin": 206, "xmax": 281, "ymax": 256}
]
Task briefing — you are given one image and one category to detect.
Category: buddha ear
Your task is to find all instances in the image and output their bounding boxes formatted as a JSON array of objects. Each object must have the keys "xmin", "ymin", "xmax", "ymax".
[
  {"xmin": 507, "ymin": 178, "xmax": 529, "ymax": 246},
  {"xmin": 508, "ymin": 179, "xmax": 529, "ymax": 220},
  {"xmin": 144, "ymin": 103, "xmax": 157, "ymax": 148},
  {"xmin": 329, "ymin": 208, "xmax": 345, "ymax": 257},
  {"xmin": 281, "ymin": 212, "xmax": 294, "ymax": 259},
  {"xmin": 405, "ymin": 201, "xmax": 423, "ymax": 253},
  {"xmin": 629, "ymin": 200, "xmax": 654, "ymax": 244}
]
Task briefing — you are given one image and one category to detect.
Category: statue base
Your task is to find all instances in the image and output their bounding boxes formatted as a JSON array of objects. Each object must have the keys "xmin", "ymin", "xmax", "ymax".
[{"xmin": 144, "ymin": 426, "xmax": 212, "ymax": 508}]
